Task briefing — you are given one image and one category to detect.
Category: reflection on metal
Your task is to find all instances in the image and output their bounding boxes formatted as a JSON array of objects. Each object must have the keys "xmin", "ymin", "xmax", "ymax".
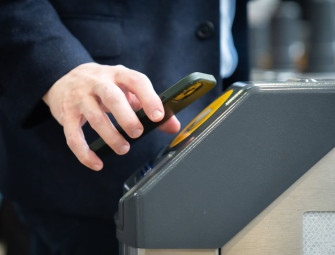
[
  {"xmin": 138, "ymin": 249, "xmax": 218, "ymax": 255},
  {"xmin": 120, "ymin": 244, "xmax": 138, "ymax": 255},
  {"xmin": 221, "ymin": 148, "xmax": 335, "ymax": 255},
  {"xmin": 120, "ymin": 243, "xmax": 218, "ymax": 255},
  {"xmin": 120, "ymin": 246, "xmax": 218, "ymax": 255}
]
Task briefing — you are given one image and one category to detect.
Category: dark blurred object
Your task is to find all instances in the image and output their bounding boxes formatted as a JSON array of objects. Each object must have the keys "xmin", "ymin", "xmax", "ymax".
[
  {"xmin": 270, "ymin": 1, "xmax": 304, "ymax": 70},
  {"xmin": 247, "ymin": 0, "xmax": 305, "ymax": 71},
  {"xmin": 249, "ymin": 0, "xmax": 335, "ymax": 76},
  {"xmin": 306, "ymin": 0, "xmax": 335, "ymax": 72},
  {"xmin": 248, "ymin": 0, "xmax": 277, "ymax": 70},
  {"xmin": 0, "ymin": 199, "xmax": 31, "ymax": 255}
]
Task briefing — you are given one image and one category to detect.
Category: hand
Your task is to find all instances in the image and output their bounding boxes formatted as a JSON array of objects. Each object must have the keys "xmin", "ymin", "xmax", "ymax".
[{"xmin": 42, "ymin": 63, "xmax": 180, "ymax": 171}]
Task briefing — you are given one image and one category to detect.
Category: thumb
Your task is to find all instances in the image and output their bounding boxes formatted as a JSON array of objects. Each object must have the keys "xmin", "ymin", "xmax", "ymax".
[{"xmin": 158, "ymin": 115, "xmax": 180, "ymax": 134}]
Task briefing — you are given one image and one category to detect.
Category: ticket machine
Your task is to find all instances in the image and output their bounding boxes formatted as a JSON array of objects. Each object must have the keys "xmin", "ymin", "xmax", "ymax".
[{"xmin": 116, "ymin": 79, "xmax": 335, "ymax": 255}]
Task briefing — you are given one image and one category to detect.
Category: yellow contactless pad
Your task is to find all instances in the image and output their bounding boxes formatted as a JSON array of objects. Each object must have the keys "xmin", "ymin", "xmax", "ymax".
[{"xmin": 169, "ymin": 89, "xmax": 234, "ymax": 148}]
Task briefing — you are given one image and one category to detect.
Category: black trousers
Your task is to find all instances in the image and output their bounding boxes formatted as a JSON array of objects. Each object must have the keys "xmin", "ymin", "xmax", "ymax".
[{"xmin": 31, "ymin": 218, "xmax": 118, "ymax": 255}]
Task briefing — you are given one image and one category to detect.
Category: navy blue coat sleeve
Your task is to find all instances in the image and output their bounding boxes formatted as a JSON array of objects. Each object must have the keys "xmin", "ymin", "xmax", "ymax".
[{"xmin": 0, "ymin": 0, "xmax": 93, "ymax": 126}]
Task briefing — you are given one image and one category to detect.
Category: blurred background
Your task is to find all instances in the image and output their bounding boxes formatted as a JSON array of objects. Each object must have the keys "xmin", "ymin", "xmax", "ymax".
[
  {"xmin": 249, "ymin": 0, "xmax": 335, "ymax": 80},
  {"xmin": 1, "ymin": 0, "xmax": 335, "ymax": 254}
]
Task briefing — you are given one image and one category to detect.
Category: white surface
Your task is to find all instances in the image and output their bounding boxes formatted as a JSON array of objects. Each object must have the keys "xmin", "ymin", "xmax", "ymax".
[{"xmin": 303, "ymin": 212, "xmax": 335, "ymax": 255}]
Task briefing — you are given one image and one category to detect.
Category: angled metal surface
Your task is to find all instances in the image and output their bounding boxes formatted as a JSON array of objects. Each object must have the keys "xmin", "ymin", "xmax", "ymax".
[{"xmin": 116, "ymin": 79, "xmax": 335, "ymax": 249}]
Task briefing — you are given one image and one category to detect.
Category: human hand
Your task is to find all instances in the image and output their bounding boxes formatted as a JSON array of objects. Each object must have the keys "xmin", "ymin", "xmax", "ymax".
[{"xmin": 42, "ymin": 63, "xmax": 180, "ymax": 171}]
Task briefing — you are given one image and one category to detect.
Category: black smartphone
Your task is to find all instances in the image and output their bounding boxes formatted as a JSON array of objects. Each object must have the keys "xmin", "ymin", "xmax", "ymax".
[{"xmin": 89, "ymin": 72, "xmax": 216, "ymax": 156}]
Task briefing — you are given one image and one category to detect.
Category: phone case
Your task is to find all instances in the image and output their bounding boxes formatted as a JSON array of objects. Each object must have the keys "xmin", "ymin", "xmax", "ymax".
[{"xmin": 89, "ymin": 72, "xmax": 217, "ymax": 156}]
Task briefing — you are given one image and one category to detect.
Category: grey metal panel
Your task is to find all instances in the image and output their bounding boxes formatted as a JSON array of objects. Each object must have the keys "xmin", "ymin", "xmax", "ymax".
[
  {"xmin": 117, "ymin": 80, "xmax": 335, "ymax": 249},
  {"xmin": 220, "ymin": 147, "xmax": 335, "ymax": 255}
]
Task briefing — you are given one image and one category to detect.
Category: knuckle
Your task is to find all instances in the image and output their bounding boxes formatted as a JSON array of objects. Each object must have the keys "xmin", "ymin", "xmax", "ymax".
[
  {"xmin": 58, "ymin": 103, "xmax": 70, "ymax": 124},
  {"xmin": 102, "ymin": 89, "xmax": 124, "ymax": 106},
  {"xmin": 83, "ymin": 75, "xmax": 100, "ymax": 87},
  {"xmin": 122, "ymin": 118, "xmax": 139, "ymax": 130},
  {"xmin": 114, "ymin": 64, "xmax": 127, "ymax": 71},
  {"xmin": 99, "ymin": 83, "xmax": 111, "ymax": 94},
  {"xmin": 111, "ymin": 65, "xmax": 127, "ymax": 76},
  {"xmin": 70, "ymin": 87, "xmax": 86, "ymax": 99},
  {"xmin": 76, "ymin": 62, "xmax": 99, "ymax": 73},
  {"xmin": 66, "ymin": 134, "xmax": 77, "ymax": 149},
  {"xmin": 128, "ymin": 72, "xmax": 148, "ymax": 86},
  {"xmin": 101, "ymin": 93, "xmax": 117, "ymax": 106},
  {"xmin": 85, "ymin": 110, "xmax": 104, "ymax": 125},
  {"xmin": 60, "ymin": 100, "xmax": 72, "ymax": 113},
  {"xmin": 58, "ymin": 100, "xmax": 80, "ymax": 125},
  {"xmin": 105, "ymin": 129, "xmax": 123, "ymax": 146},
  {"xmin": 99, "ymin": 85, "xmax": 115, "ymax": 100},
  {"xmin": 80, "ymin": 154, "xmax": 92, "ymax": 166},
  {"xmin": 104, "ymin": 139, "xmax": 118, "ymax": 152}
]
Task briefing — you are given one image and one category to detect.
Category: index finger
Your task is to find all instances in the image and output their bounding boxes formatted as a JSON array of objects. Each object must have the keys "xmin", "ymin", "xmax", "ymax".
[{"xmin": 110, "ymin": 65, "xmax": 164, "ymax": 122}]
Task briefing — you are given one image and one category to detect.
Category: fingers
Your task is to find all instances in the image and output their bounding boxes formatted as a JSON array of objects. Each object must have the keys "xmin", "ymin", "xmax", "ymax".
[
  {"xmin": 63, "ymin": 117, "xmax": 103, "ymax": 171},
  {"xmin": 45, "ymin": 63, "xmax": 172, "ymax": 171},
  {"xmin": 125, "ymin": 91, "xmax": 142, "ymax": 111},
  {"xmin": 80, "ymin": 97, "xmax": 131, "ymax": 155},
  {"xmin": 158, "ymin": 115, "xmax": 181, "ymax": 134},
  {"xmin": 94, "ymin": 83, "xmax": 144, "ymax": 139},
  {"xmin": 110, "ymin": 65, "xmax": 165, "ymax": 122}
]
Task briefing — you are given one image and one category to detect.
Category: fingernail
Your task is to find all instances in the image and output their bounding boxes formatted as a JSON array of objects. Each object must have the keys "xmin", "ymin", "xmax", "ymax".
[
  {"xmin": 93, "ymin": 163, "xmax": 103, "ymax": 171},
  {"xmin": 119, "ymin": 144, "xmax": 130, "ymax": 154},
  {"xmin": 152, "ymin": 110, "xmax": 163, "ymax": 121},
  {"xmin": 132, "ymin": 128, "xmax": 143, "ymax": 138}
]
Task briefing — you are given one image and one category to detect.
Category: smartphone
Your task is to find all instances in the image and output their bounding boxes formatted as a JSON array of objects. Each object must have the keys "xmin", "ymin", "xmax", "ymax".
[{"xmin": 89, "ymin": 72, "xmax": 216, "ymax": 156}]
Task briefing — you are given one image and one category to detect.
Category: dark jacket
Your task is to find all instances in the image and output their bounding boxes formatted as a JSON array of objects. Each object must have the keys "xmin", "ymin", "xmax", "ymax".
[{"xmin": 0, "ymin": 0, "xmax": 248, "ymax": 250}]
